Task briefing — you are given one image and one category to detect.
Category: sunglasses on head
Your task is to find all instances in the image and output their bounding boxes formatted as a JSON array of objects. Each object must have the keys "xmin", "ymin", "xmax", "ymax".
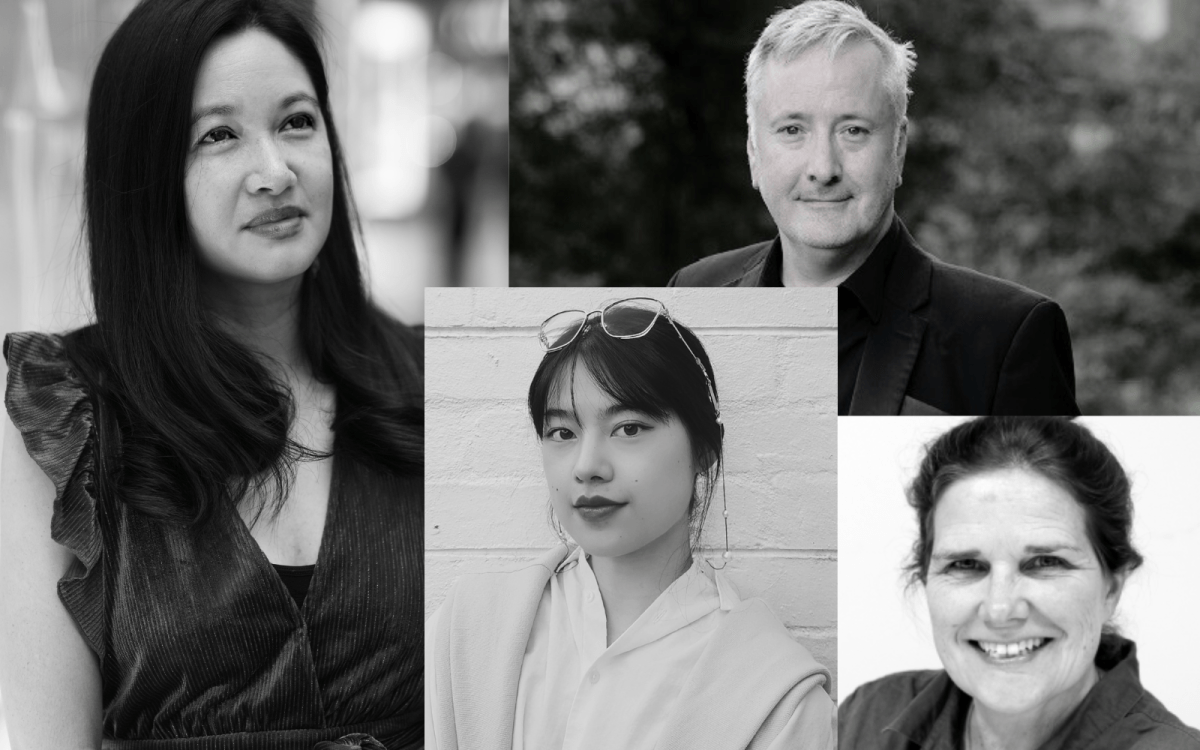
[{"xmin": 538, "ymin": 298, "xmax": 721, "ymax": 424}]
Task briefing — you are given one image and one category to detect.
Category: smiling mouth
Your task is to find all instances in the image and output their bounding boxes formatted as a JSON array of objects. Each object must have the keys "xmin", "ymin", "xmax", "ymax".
[{"xmin": 970, "ymin": 638, "xmax": 1053, "ymax": 660}]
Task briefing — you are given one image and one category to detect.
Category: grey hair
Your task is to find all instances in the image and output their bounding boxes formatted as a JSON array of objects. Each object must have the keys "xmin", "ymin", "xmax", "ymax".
[{"xmin": 745, "ymin": 1, "xmax": 917, "ymax": 132}]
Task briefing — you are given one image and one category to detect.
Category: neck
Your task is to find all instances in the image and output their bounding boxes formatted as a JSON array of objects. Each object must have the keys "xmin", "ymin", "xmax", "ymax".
[
  {"xmin": 588, "ymin": 518, "xmax": 692, "ymax": 646},
  {"xmin": 966, "ymin": 666, "xmax": 1100, "ymax": 750},
  {"xmin": 780, "ymin": 207, "xmax": 894, "ymax": 287},
  {"xmin": 201, "ymin": 273, "xmax": 308, "ymax": 380}
]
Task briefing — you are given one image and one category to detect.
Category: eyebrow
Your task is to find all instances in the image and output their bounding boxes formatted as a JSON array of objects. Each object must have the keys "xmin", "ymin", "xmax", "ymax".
[
  {"xmin": 931, "ymin": 543, "xmax": 1083, "ymax": 561},
  {"xmin": 543, "ymin": 404, "xmax": 643, "ymax": 422},
  {"xmin": 190, "ymin": 92, "xmax": 319, "ymax": 128}
]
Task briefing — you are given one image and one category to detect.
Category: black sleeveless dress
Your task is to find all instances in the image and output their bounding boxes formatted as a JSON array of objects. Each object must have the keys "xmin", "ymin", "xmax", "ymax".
[{"xmin": 3, "ymin": 331, "xmax": 423, "ymax": 749}]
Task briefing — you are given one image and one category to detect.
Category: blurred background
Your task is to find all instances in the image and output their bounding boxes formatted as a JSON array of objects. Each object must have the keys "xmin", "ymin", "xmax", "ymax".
[
  {"xmin": 0, "ymin": 0, "xmax": 507, "ymax": 738},
  {"xmin": 509, "ymin": 0, "xmax": 1200, "ymax": 414}
]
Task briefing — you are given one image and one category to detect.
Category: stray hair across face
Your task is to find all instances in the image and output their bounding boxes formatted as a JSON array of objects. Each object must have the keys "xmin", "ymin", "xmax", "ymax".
[
  {"xmin": 72, "ymin": 0, "xmax": 423, "ymax": 525},
  {"xmin": 528, "ymin": 307, "xmax": 723, "ymax": 551}
]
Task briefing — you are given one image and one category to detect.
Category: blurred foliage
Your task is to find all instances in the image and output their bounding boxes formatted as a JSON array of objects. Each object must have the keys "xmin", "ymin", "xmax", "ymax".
[{"xmin": 510, "ymin": 0, "xmax": 1200, "ymax": 413}]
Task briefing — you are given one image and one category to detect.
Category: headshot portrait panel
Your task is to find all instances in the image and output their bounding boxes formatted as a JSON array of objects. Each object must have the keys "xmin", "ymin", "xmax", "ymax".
[
  {"xmin": 511, "ymin": 0, "xmax": 1200, "ymax": 413},
  {"xmin": 425, "ymin": 287, "xmax": 838, "ymax": 748},
  {"xmin": 838, "ymin": 416, "xmax": 1200, "ymax": 747}
]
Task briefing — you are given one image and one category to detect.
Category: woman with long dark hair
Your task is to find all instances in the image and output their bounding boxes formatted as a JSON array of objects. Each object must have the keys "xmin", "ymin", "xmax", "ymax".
[
  {"xmin": 0, "ymin": 1, "xmax": 422, "ymax": 747},
  {"xmin": 425, "ymin": 298, "xmax": 835, "ymax": 750}
]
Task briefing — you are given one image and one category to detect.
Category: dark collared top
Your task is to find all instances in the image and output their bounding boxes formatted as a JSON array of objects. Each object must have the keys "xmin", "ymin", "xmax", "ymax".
[
  {"xmin": 755, "ymin": 238, "xmax": 785, "ymax": 287},
  {"xmin": 837, "ymin": 217, "xmax": 902, "ymax": 415},
  {"xmin": 839, "ymin": 638, "xmax": 1200, "ymax": 750}
]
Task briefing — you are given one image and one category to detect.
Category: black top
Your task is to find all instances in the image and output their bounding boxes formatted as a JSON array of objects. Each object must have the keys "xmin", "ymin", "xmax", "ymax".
[
  {"xmin": 839, "ymin": 638, "xmax": 1200, "ymax": 749},
  {"xmin": 3, "ymin": 330, "xmax": 423, "ymax": 750},
  {"xmin": 273, "ymin": 563, "xmax": 316, "ymax": 609},
  {"xmin": 838, "ymin": 219, "xmax": 902, "ymax": 415}
]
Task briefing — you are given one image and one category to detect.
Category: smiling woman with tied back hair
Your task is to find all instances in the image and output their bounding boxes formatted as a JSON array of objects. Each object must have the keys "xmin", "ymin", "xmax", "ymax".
[
  {"xmin": 839, "ymin": 418, "xmax": 1200, "ymax": 750},
  {"xmin": 425, "ymin": 298, "xmax": 836, "ymax": 750},
  {"xmin": 0, "ymin": 0, "xmax": 423, "ymax": 748}
]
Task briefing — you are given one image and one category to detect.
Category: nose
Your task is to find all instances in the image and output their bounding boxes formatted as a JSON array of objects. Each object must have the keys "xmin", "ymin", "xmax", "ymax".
[
  {"xmin": 572, "ymin": 432, "xmax": 613, "ymax": 485},
  {"xmin": 245, "ymin": 137, "xmax": 296, "ymax": 195},
  {"xmin": 979, "ymin": 567, "xmax": 1030, "ymax": 625},
  {"xmin": 805, "ymin": 132, "xmax": 842, "ymax": 185}
]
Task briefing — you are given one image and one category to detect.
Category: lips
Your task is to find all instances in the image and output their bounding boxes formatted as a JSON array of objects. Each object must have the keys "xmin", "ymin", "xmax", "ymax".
[
  {"xmin": 244, "ymin": 205, "xmax": 304, "ymax": 229},
  {"xmin": 574, "ymin": 495, "xmax": 626, "ymax": 509},
  {"xmin": 970, "ymin": 637, "xmax": 1053, "ymax": 660},
  {"xmin": 800, "ymin": 196, "xmax": 851, "ymax": 203}
]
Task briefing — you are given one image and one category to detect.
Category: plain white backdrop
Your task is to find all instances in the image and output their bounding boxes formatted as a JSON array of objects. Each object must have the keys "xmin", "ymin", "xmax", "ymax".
[{"xmin": 838, "ymin": 417, "xmax": 1200, "ymax": 726}]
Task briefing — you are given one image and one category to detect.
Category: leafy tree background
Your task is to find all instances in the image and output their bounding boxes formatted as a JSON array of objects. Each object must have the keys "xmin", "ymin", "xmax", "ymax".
[{"xmin": 509, "ymin": 0, "xmax": 1200, "ymax": 414}]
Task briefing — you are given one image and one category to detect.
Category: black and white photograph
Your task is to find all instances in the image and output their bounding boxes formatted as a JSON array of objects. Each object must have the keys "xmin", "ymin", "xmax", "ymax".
[
  {"xmin": 424, "ymin": 287, "xmax": 837, "ymax": 748},
  {"xmin": 839, "ymin": 416, "xmax": 1200, "ymax": 748}
]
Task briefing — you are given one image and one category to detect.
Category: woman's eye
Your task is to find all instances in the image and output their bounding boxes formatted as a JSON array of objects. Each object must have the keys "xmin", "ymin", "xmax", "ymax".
[
  {"xmin": 544, "ymin": 426, "xmax": 575, "ymax": 441},
  {"xmin": 284, "ymin": 113, "xmax": 316, "ymax": 131},
  {"xmin": 199, "ymin": 127, "xmax": 235, "ymax": 145},
  {"xmin": 615, "ymin": 423, "xmax": 649, "ymax": 437},
  {"xmin": 946, "ymin": 559, "xmax": 984, "ymax": 573},
  {"xmin": 1027, "ymin": 555, "xmax": 1067, "ymax": 570}
]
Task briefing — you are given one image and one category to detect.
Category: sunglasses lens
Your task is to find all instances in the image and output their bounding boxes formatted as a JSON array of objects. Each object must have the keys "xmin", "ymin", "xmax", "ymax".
[
  {"xmin": 540, "ymin": 311, "xmax": 586, "ymax": 350},
  {"xmin": 602, "ymin": 299, "xmax": 662, "ymax": 337}
]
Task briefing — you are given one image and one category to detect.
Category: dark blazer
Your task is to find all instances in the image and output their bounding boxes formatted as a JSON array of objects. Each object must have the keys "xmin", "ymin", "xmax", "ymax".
[
  {"xmin": 667, "ymin": 218, "xmax": 1081, "ymax": 416},
  {"xmin": 667, "ymin": 239, "xmax": 779, "ymax": 287}
]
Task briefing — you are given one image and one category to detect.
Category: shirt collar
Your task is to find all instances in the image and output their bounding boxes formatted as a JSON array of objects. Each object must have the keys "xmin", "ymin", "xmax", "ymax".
[
  {"xmin": 884, "ymin": 638, "xmax": 1144, "ymax": 750},
  {"xmin": 563, "ymin": 548, "xmax": 723, "ymax": 660},
  {"xmin": 837, "ymin": 214, "xmax": 903, "ymax": 323}
]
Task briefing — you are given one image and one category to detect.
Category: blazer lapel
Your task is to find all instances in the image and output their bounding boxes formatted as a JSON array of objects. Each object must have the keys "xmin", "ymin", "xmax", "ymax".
[
  {"xmin": 737, "ymin": 237, "xmax": 780, "ymax": 286},
  {"xmin": 848, "ymin": 220, "xmax": 932, "ymax": 415}
]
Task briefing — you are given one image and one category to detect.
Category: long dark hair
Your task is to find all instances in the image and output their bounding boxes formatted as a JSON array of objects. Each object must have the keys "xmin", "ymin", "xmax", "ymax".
[
  {"xmin": 527, "ymin": 305, "xmax": 723, "ymax": 550},
  {"xmin": 68, "ymin": 0, "xmax": 422, "ymax": 524}
]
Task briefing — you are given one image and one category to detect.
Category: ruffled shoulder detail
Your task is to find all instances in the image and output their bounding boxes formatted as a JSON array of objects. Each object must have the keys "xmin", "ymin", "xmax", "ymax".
[{"xmin": 4, "ymin": 331, "xmax": 106, "ymax": 660}]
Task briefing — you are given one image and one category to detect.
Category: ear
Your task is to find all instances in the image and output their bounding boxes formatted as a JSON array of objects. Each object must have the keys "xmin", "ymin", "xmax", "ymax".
[
  {"xmin": 895, "ymin": 117, "xmax": 908, "ymax": 188},
  {"xmin": 694, "ymin": 445, "xmax": 718, "ymax": 475},
  {"xmin": 1104, "ymin": 568, "xmax": 1128, "ymax": 617},
  {"xmin": 747, "ymin": 134, "xmax": 759, "ymax": 190}
]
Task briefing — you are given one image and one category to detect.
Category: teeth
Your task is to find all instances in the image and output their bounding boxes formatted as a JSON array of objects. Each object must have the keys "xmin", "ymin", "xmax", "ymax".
[{"xmin": 977, "ymin": 638, "xmax": 1047, "ymax": 658}]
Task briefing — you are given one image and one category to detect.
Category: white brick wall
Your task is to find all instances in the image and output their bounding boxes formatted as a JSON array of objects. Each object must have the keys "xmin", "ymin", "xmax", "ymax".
[{"xmin": 425, "ymin": 287, "xmax": 840, "ymax": 696}]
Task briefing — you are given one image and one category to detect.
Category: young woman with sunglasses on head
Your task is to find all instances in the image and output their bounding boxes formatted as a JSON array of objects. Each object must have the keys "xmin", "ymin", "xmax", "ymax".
[{"xmin": 425, "ymin": 298, "xmax": 836, "ymax": 750}]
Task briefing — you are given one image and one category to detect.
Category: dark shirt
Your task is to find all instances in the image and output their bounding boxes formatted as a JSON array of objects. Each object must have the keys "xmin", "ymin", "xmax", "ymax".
[
  {"xmin": 837, "ymin": 220, "xmax": 902, "ymax": 415},
  {"xmin": 758, "ymin": 239, "xmax": 784, "ymax": 287},
  {"xmin": 273, "ymin": 563, "xmax": 316, "ymax": 608},
  {"xmin": 839, "ymin": 638, "xmax": 1200, "ymax": 750}
]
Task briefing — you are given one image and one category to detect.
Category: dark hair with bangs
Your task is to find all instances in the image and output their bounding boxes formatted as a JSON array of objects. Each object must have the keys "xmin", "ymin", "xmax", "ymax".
[
  {"xmin": 527, "ymin": 307, "xmax": 723, "ymax": 550},
  {"xmin": 66, "ymin": 0, "xmax": 423, "ymax": 525}
]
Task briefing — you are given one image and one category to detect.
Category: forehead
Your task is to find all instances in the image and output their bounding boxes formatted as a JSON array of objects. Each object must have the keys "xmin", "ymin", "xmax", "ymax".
[
  {"xmin": 193, "ymin": 28, "xmax": 315, "ymax": 109},
  {"xmin": 753, "ymin": 39, "xmax": 892, "ymax": 122},
  {"xmin": 545, "ymin": 361, "xmax": 616, "ymax": 414},
  {"xmin": 932, "ymin": 468, "xmax": 1093, "ymax": 553}
]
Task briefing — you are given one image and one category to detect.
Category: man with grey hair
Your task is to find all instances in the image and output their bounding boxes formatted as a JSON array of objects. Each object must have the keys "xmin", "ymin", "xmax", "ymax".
[{"xmin": 668, "ymin": 0, "xmax": 1078, "ymax": 416}]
